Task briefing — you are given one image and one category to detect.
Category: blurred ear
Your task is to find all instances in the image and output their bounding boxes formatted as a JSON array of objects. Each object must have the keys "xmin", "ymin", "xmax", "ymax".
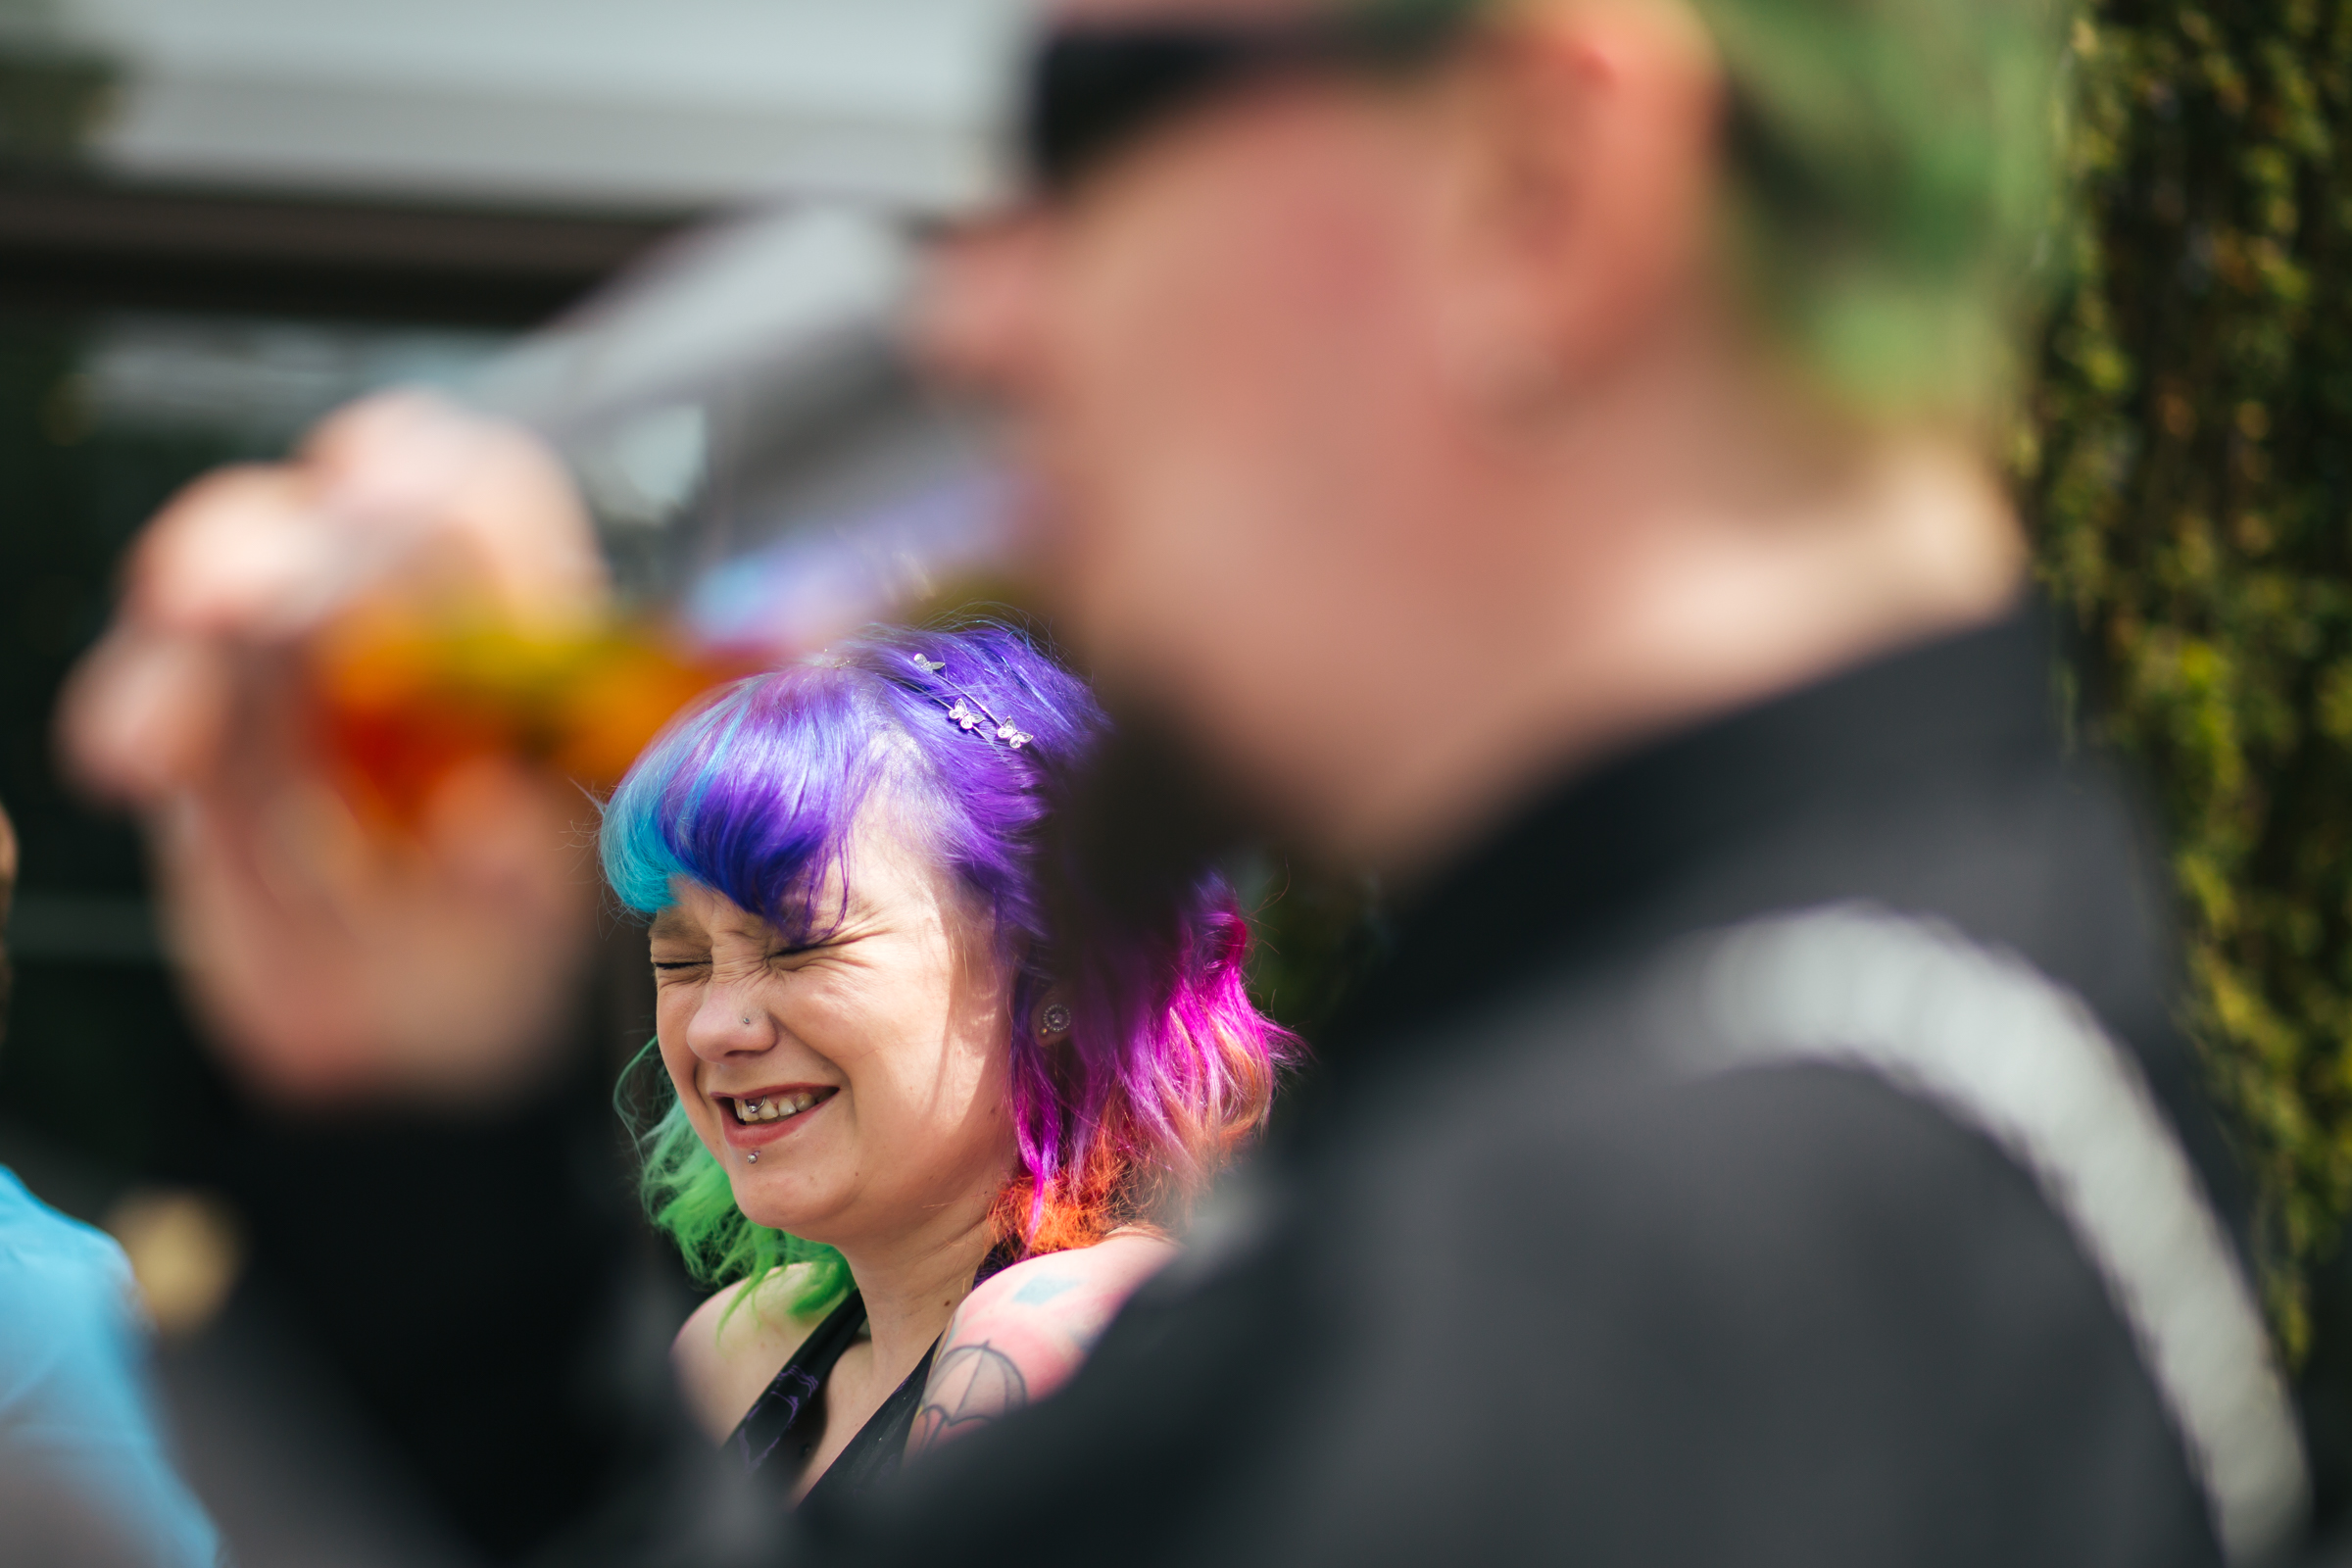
[
  {"xmin": 0, "ymin": 797, "xmax": 16, "ymax": 1042},
  {"xmin": 1432, "ymin": 0, "xmax": 1724, "ymax": 407},
  {"xmin": 0, "ymin": 795, "xmax": 16, "ymax": 926}
]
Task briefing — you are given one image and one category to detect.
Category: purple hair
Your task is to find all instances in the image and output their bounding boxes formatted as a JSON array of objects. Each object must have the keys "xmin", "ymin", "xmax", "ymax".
[{"xmin": 604, "ymin": 622, "xmax": 1296, "ymax": 1294}]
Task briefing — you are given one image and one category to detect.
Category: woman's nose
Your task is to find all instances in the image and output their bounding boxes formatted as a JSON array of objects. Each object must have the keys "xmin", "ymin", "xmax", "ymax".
[{"xmin": 683, "ymin": 986, "xmax": 772, "ymax": 1062}]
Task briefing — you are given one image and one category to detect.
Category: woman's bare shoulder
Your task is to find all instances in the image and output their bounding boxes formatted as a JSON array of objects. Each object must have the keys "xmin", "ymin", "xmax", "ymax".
[
  {"xmin": 908, "ymin": 1233, "xmax": 1176, "ymax": 1456},
  {"xmin": 962, "ymin": 1231, "xmax": 1176, "ymax": 1331},
  {"xmin": 671, "ymin": 1263, "xmax": 838, "ymax": 1445}
]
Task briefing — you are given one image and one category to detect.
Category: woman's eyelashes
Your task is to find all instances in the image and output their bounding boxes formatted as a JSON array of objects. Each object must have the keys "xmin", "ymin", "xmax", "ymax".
[
  {"xmin": 651, "ymin": 954, "xmax": 710, "ymax": 980},
  {"xmin": 647, "ymin": 944, "xmax": 814, "ymax": 983}
]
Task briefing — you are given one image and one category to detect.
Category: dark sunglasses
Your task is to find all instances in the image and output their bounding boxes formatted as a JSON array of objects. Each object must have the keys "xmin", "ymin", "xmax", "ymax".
[{"xmin": 1022, "ymin": 1, "xmax": 1486, "ymax": 197}]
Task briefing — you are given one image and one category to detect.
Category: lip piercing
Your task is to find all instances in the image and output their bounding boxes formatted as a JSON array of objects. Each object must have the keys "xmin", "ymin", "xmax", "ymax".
[{"xmin": 747, "ymin": 1152, "xmax": 759, "ymax": 1163}]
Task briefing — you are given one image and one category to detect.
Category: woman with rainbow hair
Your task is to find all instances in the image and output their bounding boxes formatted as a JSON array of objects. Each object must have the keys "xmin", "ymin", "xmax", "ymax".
[{"xmin": 601, "ymin": 621, "xmax": 1295, "ymax": 1508}]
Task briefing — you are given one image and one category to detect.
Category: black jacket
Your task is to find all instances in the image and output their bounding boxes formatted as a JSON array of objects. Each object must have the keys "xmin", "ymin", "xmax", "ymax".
[{"xmin": 790, "ymin": 610, "xmax": 2291, "ymax": 1568}]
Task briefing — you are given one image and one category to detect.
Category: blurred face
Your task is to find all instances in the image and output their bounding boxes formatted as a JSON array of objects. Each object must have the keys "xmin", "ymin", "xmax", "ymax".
[
  {"xmin": 649, "ymin": 812, "xmax": 1018, "ymax": 1250},
  {"xmin": 922, "ymin": 0, "xmax": 1487, "ymax": 833}
]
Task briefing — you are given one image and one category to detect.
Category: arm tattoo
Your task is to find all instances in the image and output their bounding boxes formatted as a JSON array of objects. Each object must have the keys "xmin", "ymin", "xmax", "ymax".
[
  {"xmin": 1011, "ymin": 1275, "xmax": 1078, "ymax": 1306},
  {"xmin": 909, "ymin": 1341, "xmax": 1029, "ymax": 1455}
]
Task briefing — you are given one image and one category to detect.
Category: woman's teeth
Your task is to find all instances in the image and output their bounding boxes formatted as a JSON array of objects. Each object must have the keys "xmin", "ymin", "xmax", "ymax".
[{"xmin": 732, "ymin": 1091, "xmax": 821, "ymax": 1124}]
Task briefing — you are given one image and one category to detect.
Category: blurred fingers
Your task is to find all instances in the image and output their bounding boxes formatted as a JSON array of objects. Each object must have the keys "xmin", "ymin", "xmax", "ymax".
[
  {"xmin": 57, "ymin": 630, "xmax": 240, "ymax": 804},
  {"xmin": 155, "ymin": 756, "xmax": 595, "ymax": 1106},
  {"xmin": 302, "ymin": 390, "xmax": 608, "ymax": 625},
  {"xmin": 126, "ymin": 465, "xmax": 337, "ymax": 638}
]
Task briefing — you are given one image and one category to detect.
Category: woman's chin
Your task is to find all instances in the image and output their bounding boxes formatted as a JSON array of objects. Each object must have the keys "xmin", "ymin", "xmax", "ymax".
[{"xmin": 726, "ymin": 1183, "xmax": 839, "ymax": 1245}]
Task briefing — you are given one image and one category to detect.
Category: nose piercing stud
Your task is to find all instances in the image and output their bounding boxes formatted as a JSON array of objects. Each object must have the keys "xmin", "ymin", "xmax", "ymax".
[{"xmin": 739, "ymin": 1015, "xmax": 752, "ymax": 1026}]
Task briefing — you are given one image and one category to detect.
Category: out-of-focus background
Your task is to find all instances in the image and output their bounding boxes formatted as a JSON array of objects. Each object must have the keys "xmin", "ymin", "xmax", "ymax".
[
  {"xmin": 17, "ymin": 0, "xmax": 2352, "ymax": 1556},
  {"xmin": 2025, "ymin": 11, "xmax": 2352, "ymax": 1506}
]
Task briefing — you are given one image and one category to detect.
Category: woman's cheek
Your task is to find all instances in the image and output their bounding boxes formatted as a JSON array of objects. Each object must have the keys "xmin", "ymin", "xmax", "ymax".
[
  {"xmin": 652, "ymin": 1004, "xmax": 702, "ymax": 1111},
  {"xmin": 652, "ymin": 988, "xmax": 696, "ymax": 1055}
]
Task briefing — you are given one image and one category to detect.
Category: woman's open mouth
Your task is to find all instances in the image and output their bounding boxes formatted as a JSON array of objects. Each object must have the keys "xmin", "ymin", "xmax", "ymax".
[{"xmin": 718, "ymin": 1085, "xmax": 838, "ymax": 1147}]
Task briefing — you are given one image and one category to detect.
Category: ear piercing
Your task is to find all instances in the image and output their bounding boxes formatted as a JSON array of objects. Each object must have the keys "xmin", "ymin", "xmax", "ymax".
[{"xmin": 1039, "ymin": 1002, "xmax": 1072, "ymax": 1038}]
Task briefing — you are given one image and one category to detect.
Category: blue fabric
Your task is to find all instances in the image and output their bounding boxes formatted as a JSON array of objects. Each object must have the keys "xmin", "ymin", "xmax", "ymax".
[{"xmin": 0, "ymin": 1168, "xmax": 221, "ymax": 1568}]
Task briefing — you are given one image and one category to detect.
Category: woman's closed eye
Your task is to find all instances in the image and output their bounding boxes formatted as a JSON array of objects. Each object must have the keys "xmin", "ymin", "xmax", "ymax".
[
  {"xmin": 650, "ymin": 943, "xmax": 821, "ymax": 980},
  {"xmin": 651, "ymin": 955, "xmax": 710, "ymax": 980}
]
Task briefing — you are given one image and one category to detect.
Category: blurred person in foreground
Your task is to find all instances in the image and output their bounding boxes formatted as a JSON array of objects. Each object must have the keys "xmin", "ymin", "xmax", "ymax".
[
  {"xmin": 56, "ymin": 3, "xmax": 2311, "ymax": 1568},
  {"xmin": 607, "ymin": 622, "xmax": 1291, "ymax": 1507},
  {"xmin": 0, "ymin": 796, "xmax": 222, "ymax": 1568},
  {"xmin": 846, "ymin": 0, "xmax": 2305, "ymax": 1563}
]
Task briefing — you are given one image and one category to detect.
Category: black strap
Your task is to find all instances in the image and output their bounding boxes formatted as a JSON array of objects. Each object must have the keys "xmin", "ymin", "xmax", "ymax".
[
  {"xmin": 727, "ymin": 1289, "xmax": 867, "ymax": 1476},
  {"xmin": 727, "ymin": 1240, "xmax": 1023, "ymax": 1502}
]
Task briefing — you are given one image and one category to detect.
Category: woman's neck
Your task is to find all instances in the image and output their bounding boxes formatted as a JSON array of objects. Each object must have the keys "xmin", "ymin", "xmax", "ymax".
[{"xmin": 835, "ymin": 1211, "xmax": 998, "ymax": 1379}]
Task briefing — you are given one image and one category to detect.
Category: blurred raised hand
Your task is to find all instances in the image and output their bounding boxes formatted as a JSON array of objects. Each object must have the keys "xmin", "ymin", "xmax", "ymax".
[{"xmin": 59, "ymin": 392, "xmax": 613, "ymax": 1105}]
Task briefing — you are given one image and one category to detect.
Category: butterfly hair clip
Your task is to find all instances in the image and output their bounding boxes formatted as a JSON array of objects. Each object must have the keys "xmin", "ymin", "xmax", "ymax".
[{"xmin": 911, "ymin": 654, "xmax": 1034, "ymax": 750}]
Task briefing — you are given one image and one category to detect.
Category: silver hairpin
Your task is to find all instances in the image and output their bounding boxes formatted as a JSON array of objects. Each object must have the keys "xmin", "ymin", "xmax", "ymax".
[{"xmin": 912, "ymin": 655, "xmax": 1033, "ymax": 750}]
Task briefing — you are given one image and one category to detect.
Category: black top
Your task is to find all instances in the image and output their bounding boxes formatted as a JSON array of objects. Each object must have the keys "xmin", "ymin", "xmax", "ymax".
[
  {"xmin": 728, "ymin": 1290, "xmax": 938, "ymax": 1511},
  {"xmin": 735, "ymin": 1244, "xmax": 1020, "ymax": 1517},
  {"xmin": 779, "ymin": 610, "xmax": 2262, "ymax": 1568}
]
